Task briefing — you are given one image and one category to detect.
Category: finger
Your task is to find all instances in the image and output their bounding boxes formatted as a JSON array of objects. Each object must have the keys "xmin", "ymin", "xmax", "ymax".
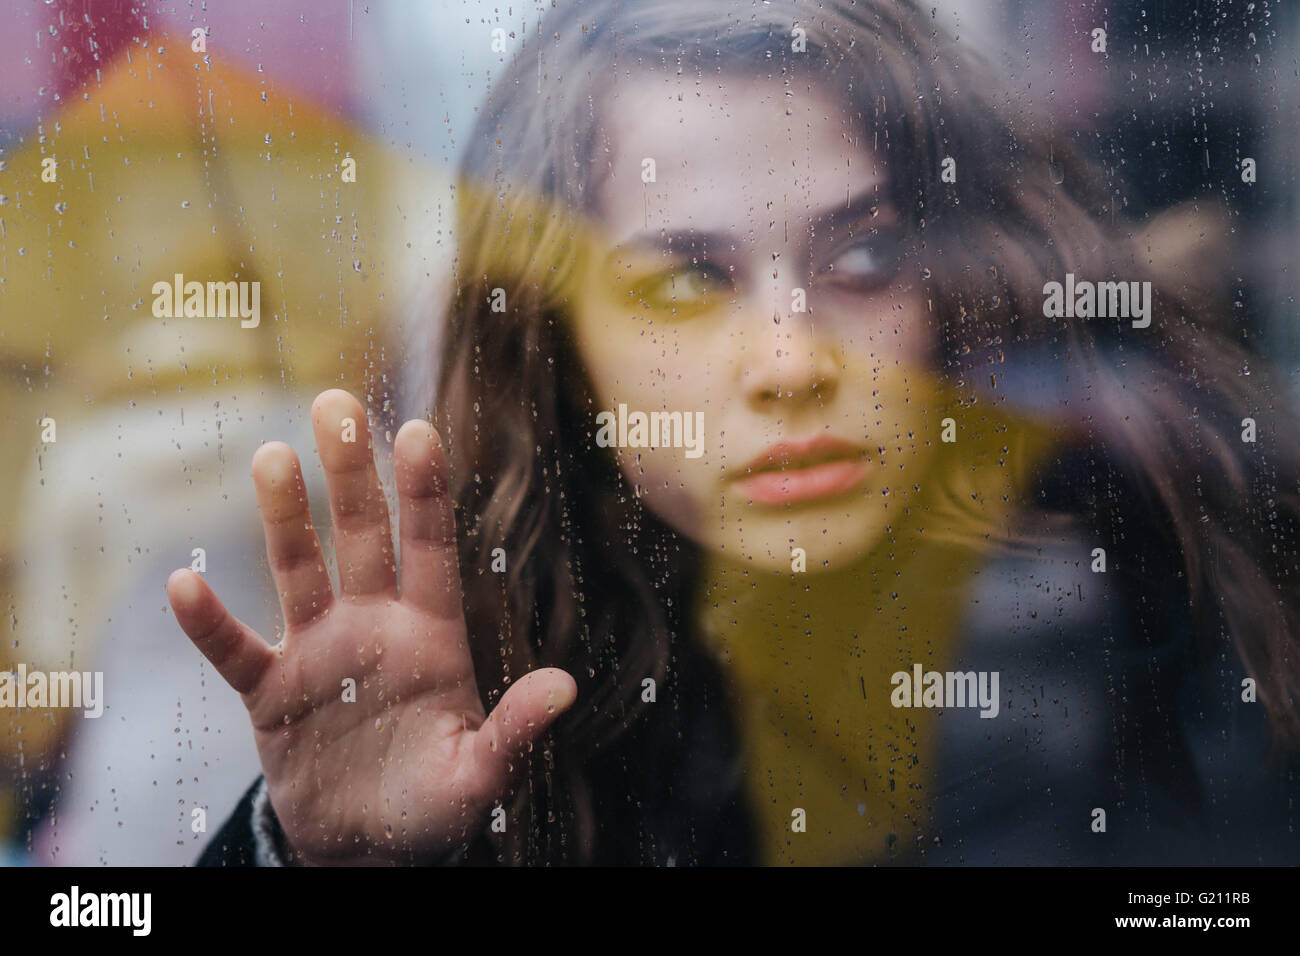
[
  {"xmin": 167, "ymin": 569, "xmax": 274, "ymax": 695},
  {"xmin": 251, "ymin": 441, "xmax": 335, "ymax": 628},
  {"xmin": 394, "ymin": 419, "xmax": 464, "ymax": 619},
  {"xmin": 468, "ymin": 668, "xmax": 578, "ymax": 797},
  {"xmin": 312, "ymin": 389, "xmax": 397, "ymax": 598}
]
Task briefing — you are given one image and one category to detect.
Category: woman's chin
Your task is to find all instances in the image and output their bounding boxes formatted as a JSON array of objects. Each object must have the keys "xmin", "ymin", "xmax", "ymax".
[{"xmin": 703, "ymin": 507, "xmax": 887, "ymax": 575}]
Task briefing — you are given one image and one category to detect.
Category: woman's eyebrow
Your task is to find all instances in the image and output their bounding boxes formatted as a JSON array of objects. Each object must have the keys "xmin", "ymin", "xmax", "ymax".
[
  {"xmin": 603, "ymin": 190, "xmax": 893, "ymax": 266},
  {"xmin": 604, "ymin": 229, "xmax": 734, "ymax": 266},
  {"xmin": 809, "ymin": 189, "xmax": 894, "ymax": 234}
]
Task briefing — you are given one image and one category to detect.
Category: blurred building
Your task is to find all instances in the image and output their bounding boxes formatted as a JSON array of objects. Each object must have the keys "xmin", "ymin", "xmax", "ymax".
[{"xmin": 0, "ymin": 0, "xmax": 460, "ymax": 864}]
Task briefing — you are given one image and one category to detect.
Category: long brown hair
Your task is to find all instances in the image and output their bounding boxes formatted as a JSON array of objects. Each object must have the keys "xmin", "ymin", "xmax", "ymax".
[{"xmin": 420, "ymin": 0, "xmax": 1300, "ymax": 863}]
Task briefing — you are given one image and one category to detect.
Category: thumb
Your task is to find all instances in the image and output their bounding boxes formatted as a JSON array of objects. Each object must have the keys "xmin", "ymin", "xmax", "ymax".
[{"xmin": 468, "ymin": 667, "xmax": 577, "ymax": 794}]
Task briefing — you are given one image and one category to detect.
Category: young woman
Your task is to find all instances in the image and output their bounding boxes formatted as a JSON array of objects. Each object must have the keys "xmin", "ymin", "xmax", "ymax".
[{"xmin": 168, "ymin": 0, "xmax": 1300, "ymax": 865}]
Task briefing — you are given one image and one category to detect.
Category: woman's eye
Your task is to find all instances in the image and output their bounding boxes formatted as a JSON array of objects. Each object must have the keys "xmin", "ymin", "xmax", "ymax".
[
  {"xmin": 821, "ymin": 232, "xmax": 904, "ymax": 290},
  {"xmin": 632, "ymin": 263, "xmax": 730, "ymax": 314}
]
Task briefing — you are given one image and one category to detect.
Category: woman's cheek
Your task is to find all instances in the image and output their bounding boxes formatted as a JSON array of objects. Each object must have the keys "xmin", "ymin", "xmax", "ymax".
[
  {"xmin": 579, "ymin": 345, "xmax": 715, "ymax": 533},
  {"xmin": 878, "ymin": 380, "xmax": 944, "ymax": 485},
  {"xmin": 614, "ymin": 447, "xmax": 713, "ymax": 539}
]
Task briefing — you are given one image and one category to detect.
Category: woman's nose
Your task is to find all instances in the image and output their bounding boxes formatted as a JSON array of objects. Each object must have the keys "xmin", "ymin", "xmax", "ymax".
[{"xmin": 739, "ymin": 287, "xmax": 841, "ymax": 411}]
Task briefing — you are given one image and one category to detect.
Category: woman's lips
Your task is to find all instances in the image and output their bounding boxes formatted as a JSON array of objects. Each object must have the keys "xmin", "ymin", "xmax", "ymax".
[{"xmin": 732, "ymin": 437, "xmax": 869, "ymax": 505}]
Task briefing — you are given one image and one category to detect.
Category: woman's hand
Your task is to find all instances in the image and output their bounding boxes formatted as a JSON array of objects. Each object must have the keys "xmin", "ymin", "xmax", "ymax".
[{"xmin": 166, "ymin": 389, "xmax": 576, "ymax": 865}]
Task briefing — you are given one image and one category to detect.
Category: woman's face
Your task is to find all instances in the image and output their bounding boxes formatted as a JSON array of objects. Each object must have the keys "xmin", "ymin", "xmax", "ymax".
[{"xmin": 569, "ymin": 71, "xmax": 942, "ymax": 573}]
